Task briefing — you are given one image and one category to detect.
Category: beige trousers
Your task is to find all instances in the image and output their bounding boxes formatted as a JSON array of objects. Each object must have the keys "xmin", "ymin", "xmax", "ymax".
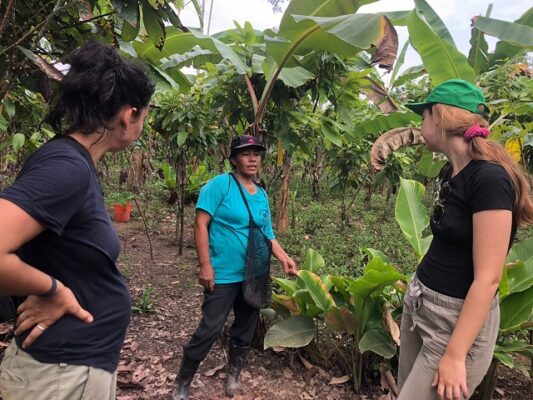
[
  {"xmin": 0, "ymin": 340, "xmax": 116, "ymax": 400},
  {"xmin": 397, "ymin": 275, "xmax": 499, "ymax": 400}
]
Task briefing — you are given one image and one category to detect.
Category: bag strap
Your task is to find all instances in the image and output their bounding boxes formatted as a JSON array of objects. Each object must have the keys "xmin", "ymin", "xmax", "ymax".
[{"xmin": 230, "ymin": 173, "xmax": 255, "ymax": 224}]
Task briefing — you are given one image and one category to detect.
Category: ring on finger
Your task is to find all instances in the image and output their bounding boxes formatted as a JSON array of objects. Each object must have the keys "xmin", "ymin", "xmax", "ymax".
[{"xmin": 36, "ymin": 324, "xmax": 47, "ymax": 332}]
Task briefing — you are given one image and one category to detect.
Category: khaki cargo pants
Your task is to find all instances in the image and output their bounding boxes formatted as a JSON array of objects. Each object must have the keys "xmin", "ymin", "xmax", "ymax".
[
  {"xmin": 398, "ymin": 275, "xmax": 499, "ymax": 400},
  {"xmin": 0, "ymin": 340, "xmax": 116, "ymax": 400}
]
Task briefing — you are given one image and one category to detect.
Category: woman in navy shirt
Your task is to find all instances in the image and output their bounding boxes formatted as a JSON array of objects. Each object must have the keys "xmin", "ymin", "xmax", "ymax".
[{"xmin": 0, "ymin": 41, "xmax": 154, "ymax": 399}]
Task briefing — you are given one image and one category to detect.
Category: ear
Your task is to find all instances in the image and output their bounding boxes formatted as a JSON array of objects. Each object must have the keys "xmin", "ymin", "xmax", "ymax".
[{"xmin": 117, "ymin": 106, "xmax": 138, "ymax": 131}]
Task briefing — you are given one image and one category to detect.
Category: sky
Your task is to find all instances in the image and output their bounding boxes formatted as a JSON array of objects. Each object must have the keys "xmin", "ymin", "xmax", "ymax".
[{"xmin": 177, "ymin": 0, "xmax": 531, "ymax": 76}]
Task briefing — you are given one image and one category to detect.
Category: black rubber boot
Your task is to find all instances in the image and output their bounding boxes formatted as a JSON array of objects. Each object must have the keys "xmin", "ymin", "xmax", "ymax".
[
  {"xmin": 226, "ymin": 344, "xmax": 250, "ymax": 398},
  {"xmin": 172, "ymin": 355, "xmax": 201, "ymax": 400}
]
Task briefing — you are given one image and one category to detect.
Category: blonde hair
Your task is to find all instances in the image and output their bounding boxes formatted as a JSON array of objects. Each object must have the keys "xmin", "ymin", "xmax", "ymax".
[{"xmin": 432, "ymin": 103, "xmax": 533, "ymax": 227}]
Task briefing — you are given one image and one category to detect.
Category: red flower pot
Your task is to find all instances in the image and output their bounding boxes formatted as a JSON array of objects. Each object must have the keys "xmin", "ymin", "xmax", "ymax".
[{"xmin": 114, "ymin": 203, "xmax": 132, "ymax": 222}]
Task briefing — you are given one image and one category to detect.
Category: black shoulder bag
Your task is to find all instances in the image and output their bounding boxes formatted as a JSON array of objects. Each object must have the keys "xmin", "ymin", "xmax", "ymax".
[{"xmin": 231, "ymin": 173, "xmax": 273, "ymax": 309}]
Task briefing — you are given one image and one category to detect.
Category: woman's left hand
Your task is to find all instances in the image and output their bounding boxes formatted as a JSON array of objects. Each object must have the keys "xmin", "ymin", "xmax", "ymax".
[
  {"xmin": 432, "ymin": 353, "xmax": 468, "ymax": 400},
  {"xmin": 281, "ymin": 256, "xmax": 298, "ymax": 276}
]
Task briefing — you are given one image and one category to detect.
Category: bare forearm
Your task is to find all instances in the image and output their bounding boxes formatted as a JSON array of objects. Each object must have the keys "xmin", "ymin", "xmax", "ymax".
[
  {"xmin": 271, "ymin": 239, "xmax": 288, "ymax": 262},
  {"xmin": 445, "ymin": 279, "xmax": 499, "ymax": 360},
  {"xmin": 0, "ymin": 253, "xmax": 54, "ymax": 296}
]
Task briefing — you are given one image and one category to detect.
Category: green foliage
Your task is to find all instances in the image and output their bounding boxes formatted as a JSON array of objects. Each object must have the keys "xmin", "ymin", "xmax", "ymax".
[
  {"xmin": 107, "ymin": 191, "xmax": 135, "ymax": 206},
  {"xmin": 395, "ymin": 178, "xmax": 432, "ymax": 261},
  {"xmin": 132, "ymin": 284, "xmax": 155, "ymax": 314}
]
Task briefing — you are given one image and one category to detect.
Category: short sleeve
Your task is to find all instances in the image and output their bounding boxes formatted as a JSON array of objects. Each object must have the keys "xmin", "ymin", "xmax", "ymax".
[
  {"xmin": 470, "ymin": 164, "xmax": 515, "ymax": 213},
  {"xmin": 0, "ymin": 155, "xmax": 91, "ymax": 235},
  {"xmin": 261, "ymin": 189, "xmax": 275, "ymax": 240},
  {"xmin": 195, "ymin": 174, "xmax": 229, "ymax": 216}
]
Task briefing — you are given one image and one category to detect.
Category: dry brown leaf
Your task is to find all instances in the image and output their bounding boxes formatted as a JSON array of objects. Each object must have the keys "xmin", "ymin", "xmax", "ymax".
[
  {"xmin": 370, "ymin": 127, "xmax": 423, "ymax": 171},
  {"xmin": 361, "ymin": 77, "xmax": 398, "ymax": 114},
  {"xmin": 371, "ymin": 16, "xmax": 399, "ymax": 72},
  {"xmin": 380, "ymin": 365, "xmax": 399, "ymax": 397},
  {"xmin": 298, "ymin": 354, "xmax": 314, "ymax": 370},
  {"xmin": 205, "ymin": 363, "xmax": 225, "ymax": 377},
  {"xmin": 329, "ymin": 375, "xmax": 350, "ymax": 385},
  {"xmin": 383, "ymin": 306, "xmax": 401, "ymax": 346}
]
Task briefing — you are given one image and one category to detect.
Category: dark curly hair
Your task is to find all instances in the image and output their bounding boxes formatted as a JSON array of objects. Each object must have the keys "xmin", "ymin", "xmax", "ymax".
[{"xmin": 49, "ymin": 41, "xmax": 155, "ymax": 135}]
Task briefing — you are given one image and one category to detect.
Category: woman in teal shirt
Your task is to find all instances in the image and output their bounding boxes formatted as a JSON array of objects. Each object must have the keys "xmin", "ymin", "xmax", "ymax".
[{"xmin": 172, "ymin": 135, "xmax": 297, "ymax": 400}]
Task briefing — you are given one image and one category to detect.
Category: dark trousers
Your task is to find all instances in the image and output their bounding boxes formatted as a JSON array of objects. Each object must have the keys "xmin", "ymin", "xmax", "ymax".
[{"xmin": 183, "ymin": 282, "xmax": 260, "ymax": 361}]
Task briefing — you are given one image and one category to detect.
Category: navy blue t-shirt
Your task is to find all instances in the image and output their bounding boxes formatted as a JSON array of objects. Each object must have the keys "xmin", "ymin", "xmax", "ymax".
[{"xmin": 0, "ymin": 135, "xmax": 131, "ymax": 372}]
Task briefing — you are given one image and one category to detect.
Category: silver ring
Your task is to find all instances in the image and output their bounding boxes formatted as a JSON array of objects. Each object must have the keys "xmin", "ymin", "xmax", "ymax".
[{"xmin": 36, "ymin": 324, "xmax": 47, "ymax": 332}]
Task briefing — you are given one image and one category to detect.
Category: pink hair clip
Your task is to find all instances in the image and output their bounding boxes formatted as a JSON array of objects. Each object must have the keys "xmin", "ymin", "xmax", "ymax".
[{"xmin": 464, "ymin": 124, "xmax": 490, "ymax": 140}]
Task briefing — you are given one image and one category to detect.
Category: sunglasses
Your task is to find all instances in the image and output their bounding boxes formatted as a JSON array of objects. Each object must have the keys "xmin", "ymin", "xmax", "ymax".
[{"xmin": 432, "ymin": 181, "xmax": 452, "ymax": 225}]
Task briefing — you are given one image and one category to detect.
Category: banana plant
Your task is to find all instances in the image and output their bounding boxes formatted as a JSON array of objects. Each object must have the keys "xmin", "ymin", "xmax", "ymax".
[{"xmin": 265, "ymin": 247, "xmax": 405, "ymax": 391}]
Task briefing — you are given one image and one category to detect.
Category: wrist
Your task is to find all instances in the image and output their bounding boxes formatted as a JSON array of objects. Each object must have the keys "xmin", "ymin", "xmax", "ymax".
[
  {"xmin": 199, "ymin": 262, "xmax": 212, "ymax": 269},
  {"xmin": 444, "ymin": 347, "xmax": 467, "ymax": 361},
  {"xmin": 38, "ymin": 275, "xmax": 58, "ymax": 297}
]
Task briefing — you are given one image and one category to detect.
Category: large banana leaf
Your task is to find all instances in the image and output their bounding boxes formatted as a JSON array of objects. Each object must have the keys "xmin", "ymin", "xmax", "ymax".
[
  {"xmin": 257, "ymin": 8, "xmax": 398, "ymax": 123},
  {"xmin": 298, "ymin": 270, "xmax": 336, "ymax": 312},
  {"xmin": 499, "ymin": 286, "xmax": 533, "ymax": 332},
  {"xmin": 474, "ymin": 16, "xmax": 533, "ymax": 48},
  {"xmin": 418, "ymin": 149, "xmax": 446, "ymax": 178},
  {"xmin": 274, "ymin": 277, "xmax": 300, "ymax": 296},
  {"xmin": 413, "ymin": 0, "xmax": 455, "ymax": 46},
  {"xmin": 264, "ymin": 315, "xmax": 315, "ymax": 349},
  {"xmin": 468, "ymin": 4, "xmax": 492, "ymax": 75},
  {"xmin": 391, "ymin": 65, "xmax": 426, "ymax": 89},
  {"xmin": 395, "ymin": 178, "xmax": 432, "ymax": 261},
  {"xmin": 279, "ymin": 0, "xmax": 377, "ymax": 29},
  {"xmin": 349, "ymin": 257, "xmax": 404, "ymax": 299},
  {"xmin": 353, "ymin": 111, "xmax": 421, "ymax": 137},
  {"xmin": 359, "ymin": 328, "xmax": 396, "ymax": 358},
  {"xmin": 489, "ymin": 7, "xmax": 533, "ymax": 65},
  {"xmin": 370, "ymin": 127, "xmax": 424, "ymax": 171},
  {"xmin": 406, "ymin": 10, "xmax": 476, "ymax": 85}
]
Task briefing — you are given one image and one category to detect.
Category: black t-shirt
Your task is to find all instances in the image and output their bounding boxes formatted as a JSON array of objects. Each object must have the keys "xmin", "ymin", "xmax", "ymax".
[
  {"xmin": 417, "ymin": 160, "xmax": 516, "ymax": 299},
  {"xmin": 0, "ymin": 135, "xmax": 130, "ymax": 372}
]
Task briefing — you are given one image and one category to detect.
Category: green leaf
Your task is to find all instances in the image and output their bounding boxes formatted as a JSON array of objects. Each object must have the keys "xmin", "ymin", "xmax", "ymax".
[
  {"xmin": 414, "ymin": 0, "xmax": 455, "ymax": 45},
  {"xmin": 418, "ymin": 149, "xmax": 446, "ymax": 178},
  {"xmin": 11, "ymin": 133, "xmax": 25, "ymax": 152},
  {"xmin": 467, "ymin": 4, "xmax": 492, "ymax": 75},
  {"xmin": 177, "ymin": 130, "xmax": 187, "ymax": 146},
  {"xmin": 389, "ymin": 40, "xmax": 409, "ymax": 87},
  {"xmin": 395, "ymin": 178, "xmax": 432, "ymax": 260},
  {"xmin": 142, "ymin": 2, "xmax": 165, "ymax": 49},
  {"xmin": 391, "ymin": 65, "xmax": 426, "ymax": 89},
  {"xmin": 489, "ymin": 8, "xmax": 533, "ymax": 65},
  {"xmin": 474, "ymin": 16, "xmax": 533, "ymax": 48},
  {"xmin": 264, "ymin": 315, "xmax": 315, "ymax": 349},
  {"xmin": 279, "ymin": 0, "xmax": 375, "ymax": 30},
  {"xmin": 0, "ymin": 114, "xmax": 7, "ymax": 132},
  {"xmin": 406, "ymin": 10, "xmax": 476, "ymax": 85},
  {"xmin": 353, "ymin": 111, "xmax": 421, "ymax": 137},
  {"xmin": 349, "ymin": 257, "xmax": 404, "ymax": 299},
  {"xmin": 260, "ymin": 56, "xmax": 315, "ymax": 88},
  {"xmin": 359, "ymin": 328, "xmax": 396, "ymax": 358},
  {"xmin": 298, "ymin": 270, "xmax": 335, "ymax": 312},
  {"xmin": 493, "ymin": 351, "xmax": 514, "ymax": 368},
  {"xmin": 321, "ymin": 122, "xmax": 343, "ymax": 147},
  {"xmin": 303, "ymin": 248, "xmax": 325, "ymax": 273},
  {"xmin": 2, "ymin": 98, "xmax": 15, "ymax": 119},
  {"xmin": 274, "ymin": 278, "xmax": 299, "ymax": 296},
  {"xmin": 503, "ymin": 238, "xmax": 533, "ymax": 295},
  {"xmin": 499, "ymin": 286, "xmax": 533, "ymax": 332},
  {"xmin": 360, "ymin": 247, "xmax": 391, "ymax": 264}
]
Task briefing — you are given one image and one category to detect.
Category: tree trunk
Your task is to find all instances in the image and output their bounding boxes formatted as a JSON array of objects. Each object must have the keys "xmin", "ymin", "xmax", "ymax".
[
  {"xmin": 276, "ymin": 155, "xmax": 291, "ymax": 233},
  {"xmin": 176, "ymin": 149, "xmax": 187, "ymax": 255},
  {"xmin": 311, "ymin": 147, "xmax": 323, "ymax": 201}
]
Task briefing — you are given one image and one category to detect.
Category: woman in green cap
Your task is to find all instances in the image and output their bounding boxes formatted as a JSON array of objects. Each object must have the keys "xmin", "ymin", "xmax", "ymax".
[{"xmin": 397, "ymin": 79, "xmax": 533, "ymax": 400}]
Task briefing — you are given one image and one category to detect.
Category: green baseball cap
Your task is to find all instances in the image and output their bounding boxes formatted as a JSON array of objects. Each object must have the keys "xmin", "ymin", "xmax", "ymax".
[{"xmin": 406, "ymin": 79, "xmax": 489, "ymax": 115}]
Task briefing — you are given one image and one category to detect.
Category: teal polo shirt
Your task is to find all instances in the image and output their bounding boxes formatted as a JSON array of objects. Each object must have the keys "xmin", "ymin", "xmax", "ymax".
[{"xmin": 195, "ymin": 173, "xmax": 275, "ymax": 283}]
